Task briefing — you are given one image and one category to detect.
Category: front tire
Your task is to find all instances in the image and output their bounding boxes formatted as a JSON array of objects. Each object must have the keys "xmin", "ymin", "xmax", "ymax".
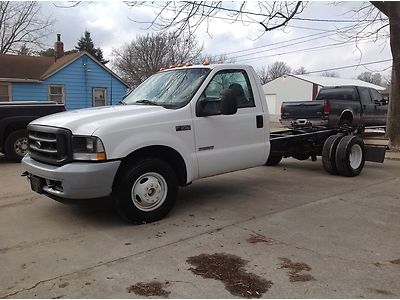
[
  {"xmin": 113, "ymin": 158, "xmax": 178, "ymax": 224},
  {"xmin": 265, "ymin": 154, "xmax": 283, "ymax": 166},
  {"xmin": 5, "ymin": 129, "xmax": 28, "ymax": 162}
]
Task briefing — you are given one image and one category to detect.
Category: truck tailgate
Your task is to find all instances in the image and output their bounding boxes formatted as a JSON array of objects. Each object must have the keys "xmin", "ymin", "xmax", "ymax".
[{"xmin": 281, "ymin": 101, "xmax": 324, "ymax": 120}]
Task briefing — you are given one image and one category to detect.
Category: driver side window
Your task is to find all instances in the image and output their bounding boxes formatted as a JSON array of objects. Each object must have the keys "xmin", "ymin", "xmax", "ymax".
[{"xmin": 203, "ymin": 70, "xmax": 255, "ymax": 108}]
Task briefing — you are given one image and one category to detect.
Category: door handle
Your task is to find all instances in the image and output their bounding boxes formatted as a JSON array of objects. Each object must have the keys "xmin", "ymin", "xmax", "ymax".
[{"xmin": 256, "ymin": 115, "xmax": 263, "ymax": 128}]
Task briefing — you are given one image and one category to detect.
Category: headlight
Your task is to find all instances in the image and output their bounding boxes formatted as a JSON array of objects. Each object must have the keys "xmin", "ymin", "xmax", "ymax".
[{"xmin": 72, "ymin": 136, "xmax": 106, "ymax": 161}]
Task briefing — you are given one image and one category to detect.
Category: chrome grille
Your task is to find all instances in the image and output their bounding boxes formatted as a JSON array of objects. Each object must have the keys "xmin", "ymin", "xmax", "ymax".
[{"xmin": 27, "ymin": 125, "xmax": 72, "ymax": 165}]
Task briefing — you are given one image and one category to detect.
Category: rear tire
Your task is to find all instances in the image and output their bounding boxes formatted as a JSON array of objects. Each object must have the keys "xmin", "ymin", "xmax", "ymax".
[
  {"xmin": 265, "ymin": 154, "xmax": 283, "ymax": 166},
  {"xmin": 4, "ymin": 129, "xmax": 28, "ymax": 162},
  {"xmin": 113, "ymin": 158, "xmax": 178, "ymax": 224},
  {"xmin": 335, "ymin": 136, "xmax": 365, "ymax": 177},
  {"xmin": 322, "ymin": 134, "xmax": 343, "ymax": 175}
]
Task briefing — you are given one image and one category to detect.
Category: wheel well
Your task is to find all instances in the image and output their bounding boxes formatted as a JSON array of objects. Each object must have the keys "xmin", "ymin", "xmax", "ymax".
[
  {"xmin": 115, "ymin": 145, "xmax": 188, "ymax": 187},
  {"xmin": 339, "ymin": 111, "xmax": 353, "ymax": 124},
  {"xmin": 2, "ymin": 122, "xmax": 28, "ymax": 147}
]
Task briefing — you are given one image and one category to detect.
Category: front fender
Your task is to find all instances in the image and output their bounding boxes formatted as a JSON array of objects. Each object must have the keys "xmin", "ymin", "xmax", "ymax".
[{"xmin": 105, "ymin": 130, "xmax": 198, "ymax": 183}]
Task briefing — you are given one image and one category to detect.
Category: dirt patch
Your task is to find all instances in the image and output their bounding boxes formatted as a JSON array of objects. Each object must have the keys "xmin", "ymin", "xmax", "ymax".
[
  {"xmin": 187, "ymin": 253, "xmax": 273, "ymax": 298},
  {"xmin": 58, "ymin": 282, "xmax": 69, "ymax": 289},
  {"xmin": 390, "ymin": 258, "xmax": 400, "ymax": 265},
  {"xmin": 369, "ymin": 288, "xmax": 394, "ymax": 296},
  {"xmin": 279, "ymin": 257, "xmax": 315, "ymax": 282},
  {"xmin": 127, "ymin": 281, "xmax": 170, "ymax": 297},
  {"xmin": 246, "ymin": 233, "xmax": 276, "ymax": 245}
]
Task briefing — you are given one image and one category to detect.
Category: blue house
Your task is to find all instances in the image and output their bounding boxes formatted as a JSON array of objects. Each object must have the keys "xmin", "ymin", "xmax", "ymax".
[{"xmin": 0, "ymin": 35, "xmax": 128, "ymax": 110}]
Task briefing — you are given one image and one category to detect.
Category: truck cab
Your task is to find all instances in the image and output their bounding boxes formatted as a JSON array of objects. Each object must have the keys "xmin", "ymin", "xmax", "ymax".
[{"xmin": 22, "ymin": 64, "xmax": 270, "ymax": 223}]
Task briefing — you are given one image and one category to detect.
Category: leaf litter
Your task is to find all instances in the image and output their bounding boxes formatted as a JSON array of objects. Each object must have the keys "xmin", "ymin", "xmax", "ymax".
[{"xmin": 187, "ymin": 253, "xmax": 273, "ymax": 298}]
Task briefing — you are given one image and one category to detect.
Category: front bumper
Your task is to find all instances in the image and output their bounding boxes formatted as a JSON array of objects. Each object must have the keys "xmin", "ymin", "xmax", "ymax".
[{"xmin": 22, "ymin": 155, "xmax": 121, "ymax": 199}]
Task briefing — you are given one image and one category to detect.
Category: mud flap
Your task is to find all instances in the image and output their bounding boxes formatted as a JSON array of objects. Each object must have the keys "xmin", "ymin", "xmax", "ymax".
[{"xmin": 364, "ymin": 145, "xmax": 386, "ymax": 163}]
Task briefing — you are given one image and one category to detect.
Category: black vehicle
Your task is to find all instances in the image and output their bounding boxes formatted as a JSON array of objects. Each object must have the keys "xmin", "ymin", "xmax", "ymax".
[
  {"xmin": 280, "ymin": 86, "xmax": 388, "ymax": 130},
  {"xmin": 0, "ymin": 101, "xmax": 65, "ymax": 162}
]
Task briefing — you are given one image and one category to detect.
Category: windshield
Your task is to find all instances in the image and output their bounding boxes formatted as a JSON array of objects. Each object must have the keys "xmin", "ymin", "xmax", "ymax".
[{"xmin": 123, "ymin": 68, "xmax": 210, "ymax": 109}]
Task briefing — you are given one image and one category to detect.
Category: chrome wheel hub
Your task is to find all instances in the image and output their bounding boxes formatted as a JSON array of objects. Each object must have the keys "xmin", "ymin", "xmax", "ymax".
[{"xmin": 14, "ymin": 137, "xmax": 28, "ymax": 156}]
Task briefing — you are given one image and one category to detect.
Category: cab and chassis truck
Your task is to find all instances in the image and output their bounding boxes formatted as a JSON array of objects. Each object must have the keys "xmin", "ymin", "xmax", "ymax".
[{"xmin": 21, "ymin": 64, "xmax": 386, "ymax": 223}]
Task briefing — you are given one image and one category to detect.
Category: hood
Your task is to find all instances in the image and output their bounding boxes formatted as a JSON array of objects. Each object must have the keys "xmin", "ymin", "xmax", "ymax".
[{"xmin": 31, "ymin": 105, "xmax": 165, "ymax": 135}]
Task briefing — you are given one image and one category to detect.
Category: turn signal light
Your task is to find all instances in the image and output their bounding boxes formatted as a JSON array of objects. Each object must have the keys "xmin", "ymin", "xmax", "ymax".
[{"xmin": 96, "ymin": 152, "xmax": 106, "ymax": 161}]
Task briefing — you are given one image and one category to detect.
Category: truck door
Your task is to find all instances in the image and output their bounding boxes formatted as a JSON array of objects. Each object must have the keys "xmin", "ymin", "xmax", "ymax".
[
  {"xmin": 193, "ymin": 69, "xmax": 267, "ymax": 178},
  {"xmin": 359, "ymin": 86, "xmax": 375, "ymax": 125},
  {"xmin": 368, "ymin": 88, "xmax": 388, "ymax": 125}
]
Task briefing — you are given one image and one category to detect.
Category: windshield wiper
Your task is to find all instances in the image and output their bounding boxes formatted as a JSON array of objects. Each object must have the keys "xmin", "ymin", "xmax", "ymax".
[
  {"xmin": 135, "ymin": 99, "xmax": 160, "ymax": 106},
  {"xmin": 118, "ymin": 100, "xmax": 126, "ymax": 105}
]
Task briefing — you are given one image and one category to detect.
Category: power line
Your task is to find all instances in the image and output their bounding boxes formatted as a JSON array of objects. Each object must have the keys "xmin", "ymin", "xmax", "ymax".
[
  {"xmin": 306, "ymin": 59, "xmax": 392, "ymax": 74},
  {"xmin": 228, "ymin": 33, "xmax": 356, "ymax": 60},
  {"xmin": 214, "ymin": 25, "xmax": 356, "ymax": 57},
  {"xmin": 235, "ymin": 38, "xmax": 384, "ymax": 63},
  {"xmin": 139, "ymin": 3, "xmax": 340, "ymax": 32},
  {"xmin": 183, "ymin": 1, "xmax": 389, "ymax": 23},
  {"xmin": 139, "ymin": 3, "xmax": 360, "ymax": 60}
]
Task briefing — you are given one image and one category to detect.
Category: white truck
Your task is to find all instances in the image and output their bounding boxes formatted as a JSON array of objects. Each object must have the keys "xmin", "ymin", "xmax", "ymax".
[{"xmin": 21, "ymin": 64, "xmax": 385, "ymax": 223}]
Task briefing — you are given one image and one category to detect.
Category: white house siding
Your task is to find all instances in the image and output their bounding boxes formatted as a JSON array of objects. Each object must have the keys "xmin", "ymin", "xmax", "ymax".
[{"xmin": 262, "ymin": 76, "xmax": 314, "ymax": 115}]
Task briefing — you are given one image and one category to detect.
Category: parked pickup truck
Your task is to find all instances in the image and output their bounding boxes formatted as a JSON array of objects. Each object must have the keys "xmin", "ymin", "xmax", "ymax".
[
  {"xmin": 280, "ymin": 85, "xmax": 388, "ymax": 129},
  {"xmin": 21, "ymin": 64, "xmax": 385, "ymax": 224},
  {"xmin": 0, "ymin": 101, "xmax": 65, "ymax": 162}
]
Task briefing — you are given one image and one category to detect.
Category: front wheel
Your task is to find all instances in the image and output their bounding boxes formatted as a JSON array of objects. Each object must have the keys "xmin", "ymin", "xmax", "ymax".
[
  {"xmin": 113, "ymin": 158, "xmax": 178, "ymax": 224},
  {"xmin": 265, "ymin": 154, "xmax": 283, "ymax": 166}
]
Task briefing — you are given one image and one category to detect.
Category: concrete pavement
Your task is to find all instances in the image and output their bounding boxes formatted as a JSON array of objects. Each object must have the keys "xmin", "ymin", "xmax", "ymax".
[{"xmin": 0, "ymin": 155, "xmax": 399, "ymax": 298}]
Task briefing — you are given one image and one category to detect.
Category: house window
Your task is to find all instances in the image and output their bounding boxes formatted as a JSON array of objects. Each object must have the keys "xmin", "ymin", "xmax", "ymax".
[
  {"xmin": 93, "ymin": 88, "xmax": 107, "ymax": 107},
  {"xmin": 48, "ymin": 85, "xmax": 65, "ymax": 104},
  {"xmin": 0, "ymin": 83, "xmax": 11, "ymax": 101}
]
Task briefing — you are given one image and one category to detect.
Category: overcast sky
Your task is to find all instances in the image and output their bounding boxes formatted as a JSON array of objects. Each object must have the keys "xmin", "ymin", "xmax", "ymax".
[{"xmin": 40, "ymin": 1, "xmax": 392, "ymax": 82}]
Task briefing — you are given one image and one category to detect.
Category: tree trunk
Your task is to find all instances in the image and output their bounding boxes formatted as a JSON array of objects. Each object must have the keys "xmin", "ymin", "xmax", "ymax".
[{"xmin": 386, "ymin": 3, "xmax": 400, "ymax": 150}]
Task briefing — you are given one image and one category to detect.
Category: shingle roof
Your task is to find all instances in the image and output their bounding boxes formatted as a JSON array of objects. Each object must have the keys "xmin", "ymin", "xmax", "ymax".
[
  {"xmin": 0, "ymin": 53, "xmax": 80, "ymax": 81},
  {"xmin": 0, "ymin": 54, "xmax": 54, "ymax": 81},
  {"xmin": 0, "ymin": 52, "xmax": 128, "ymax": 87},
  {"xmin": 41, "ymin": 52, "xmax": 81, "ymax": 79},
  {"xmin": 290, "ymin": 74, "xmax": 385, "ymax": 91}
]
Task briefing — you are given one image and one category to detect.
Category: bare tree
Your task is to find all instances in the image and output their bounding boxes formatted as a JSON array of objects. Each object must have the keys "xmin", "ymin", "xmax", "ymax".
[
  {"xmin": 257, "ymin": 61, "xmax": 292, "ymax": 84},
  {"xmin": 357, "ymin": 72, "xmax": 383, "ymax": 86},
  {"xmin": 126, "ymin": 2, "xmax": 306, "ymax": 38},
  {"xmin": 268, "ymin": 61, "xmax": 292, "ymax": 81},
  {"xmin": 257, "ymin": 66, "xmax": 270, "ymax": 85},
  {"xmin": 0, "ymin": 2, "xmax": 53, "ymax": 54},
  {"xmin": 293, "ymin": 66, "xmax": 308, "ymax": 75},
  {"xmin": 321, "ymin": 71, "xmax": 339, "ymax": 78},
  {"xmin": 112, "ymin": 33, "xmax": 203, "ymax": 87},
  {"xmin": 369, "ymin": 2, "xmax": 400, "ymax": 149},
  {"xmin": 194, "ymin": 53, "xmax": 235, "ymax": 64}
]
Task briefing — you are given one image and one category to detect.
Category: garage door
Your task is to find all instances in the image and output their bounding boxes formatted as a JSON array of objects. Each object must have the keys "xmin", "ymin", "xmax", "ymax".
[{"xmin": 265, "ymin": 94, "xmax": 277, "ymax": 115}]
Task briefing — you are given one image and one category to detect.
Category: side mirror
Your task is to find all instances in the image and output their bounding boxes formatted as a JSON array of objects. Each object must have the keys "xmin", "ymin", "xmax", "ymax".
[
  {"xmin": 196, "ymin": 97, "xmax": 221, "ymax": 117},
  {"xmin": 220, "ymin": 88, "xmax": 238, "ymax": 115},
  {"xmin": 374, "ymin": 99, "xmax": 382, "ymax": 106}
]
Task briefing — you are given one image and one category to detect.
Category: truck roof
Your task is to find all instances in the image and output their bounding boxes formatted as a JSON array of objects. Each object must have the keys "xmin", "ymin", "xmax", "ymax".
[{"xmin": 159, "ymin": 63, "xmax": 253, "ymax": 72}]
